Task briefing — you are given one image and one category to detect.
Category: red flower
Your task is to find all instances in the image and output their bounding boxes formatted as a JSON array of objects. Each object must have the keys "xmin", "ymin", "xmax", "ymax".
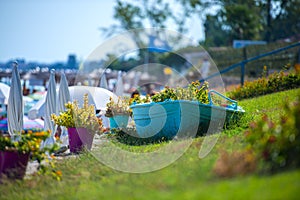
[
  {"xmin": 268, "ymin": 135, "xmax": 276, "ymax": 143},
  {"xmin": 262, "ymin": 114, "xmax": 268, "ymax": 122},
  {"xmin": 262, "ymin": 150, "xmax": 270, "ymax": 160}
]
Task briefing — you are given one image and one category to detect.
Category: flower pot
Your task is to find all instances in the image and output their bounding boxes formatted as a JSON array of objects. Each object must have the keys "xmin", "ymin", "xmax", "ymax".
[
  {"xmin": 67, "ymin": 127, "xmax": 94, "ymax": 153},
  {"xmin": 0, "ymin": 150, "xmax": 30, "ymax": 179},
  {"xmin": 109, "ymin": 115, "xmax": 129, "ymax": 129}
]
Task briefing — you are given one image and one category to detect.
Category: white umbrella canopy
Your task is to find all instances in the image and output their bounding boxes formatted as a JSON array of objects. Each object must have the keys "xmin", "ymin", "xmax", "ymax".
[
  {"xmin": 115, "ymin": 71, "xmax": 124, "ymax": 96},
  {"xmin": 69, "ymin": 86, "xmax": 117, "ymax": 128},
  {"xmin": 7, "ymin": 62, "xmax": 23, "ymax": 136},
  {"xmin": 42, "ymin": 70, "xmax": 57, "ymax": 147},
  {"xmin": 28, "ymin": 86, "xmax": 116, "ymax": 119},
  {"xmin": 0, "ymin": 82, "xmax": 10, "ymax": 105},
  {"xmin": 69, "ymin": 86, "xmax": 116, "ymax": 111}
]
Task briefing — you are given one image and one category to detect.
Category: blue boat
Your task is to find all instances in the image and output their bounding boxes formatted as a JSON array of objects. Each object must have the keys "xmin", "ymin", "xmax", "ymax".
[{"xmin": 130, "ymin": 90, "xmax": 245, "ymax": 139}]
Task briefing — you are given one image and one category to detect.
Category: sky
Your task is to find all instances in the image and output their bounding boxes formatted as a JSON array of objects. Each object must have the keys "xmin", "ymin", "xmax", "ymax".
[{"xmin": 0, "ymin": 0, "xmax": 204, "ymax": 63}]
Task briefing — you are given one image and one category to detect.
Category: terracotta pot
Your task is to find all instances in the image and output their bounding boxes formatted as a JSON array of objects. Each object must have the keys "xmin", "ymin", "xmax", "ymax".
[
  {"xmin": 67, "ymin": 127, "xmax": 94, "ymax": 153},
  {"xmin": 0, "ymin": 150, "xmax": 30, "ymax": 179}
]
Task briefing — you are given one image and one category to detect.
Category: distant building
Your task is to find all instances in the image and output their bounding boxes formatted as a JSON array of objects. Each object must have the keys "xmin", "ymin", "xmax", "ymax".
[{"xmin": 67, "ymin": 54, "xmax": 77, "ymax": 69}]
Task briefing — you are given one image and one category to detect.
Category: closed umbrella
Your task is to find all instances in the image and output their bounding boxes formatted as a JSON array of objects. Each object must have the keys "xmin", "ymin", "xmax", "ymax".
[
  {"xmin": 42, "ymin": 69, "xmax": 57, "ymax": 147},
  {"xmin": 115, "ymin": 71, "xmax": 124, "ymax": 96},
  {"xmin": 58, "ymin": 73, "xmax": 70, "ymax": 147},
  {"xmin": 58, "ymin": 73, "xmax": 70, "ymax": 112},
  {"xmin": 99, "ymin": 73, "xmax": 108, "ymax": 89},
  {"xmin": 7, "ymin": 61, "xmax": 23, "ymax": 137}
]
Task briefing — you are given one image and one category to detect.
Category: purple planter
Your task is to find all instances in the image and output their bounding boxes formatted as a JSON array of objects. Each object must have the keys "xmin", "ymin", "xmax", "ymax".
[
  {"xmin": 0, "ymin": 150, "xmax": 30, "ymax": 179},
  {"xmin": 67, "ymin": 127, "xmax": 94, "ymax": 154}
]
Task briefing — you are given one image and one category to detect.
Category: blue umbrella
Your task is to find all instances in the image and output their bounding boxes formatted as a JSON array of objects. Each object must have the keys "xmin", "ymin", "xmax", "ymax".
[
  {"xmin": 42, "ymin": 69, "xmax": 57, "ymax": 147},
  {"xmin": 7, "ymin": 61, "xmax": 23, "ymax": 137}
]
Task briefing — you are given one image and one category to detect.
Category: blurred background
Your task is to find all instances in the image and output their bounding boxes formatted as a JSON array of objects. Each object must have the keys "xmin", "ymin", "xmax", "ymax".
[{"xmin": 0, "ymin": 0, "xmax": 299, "ymax": 106}]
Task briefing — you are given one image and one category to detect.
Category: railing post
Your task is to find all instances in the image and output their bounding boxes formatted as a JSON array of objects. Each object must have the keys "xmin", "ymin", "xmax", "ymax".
[
  {"xmin": 241, "ymin": 62, "xmax": 245, "ymax": 86},
  {"xmin": 295, "ymin": 48, "xmax": 300, "ymax": 73}
]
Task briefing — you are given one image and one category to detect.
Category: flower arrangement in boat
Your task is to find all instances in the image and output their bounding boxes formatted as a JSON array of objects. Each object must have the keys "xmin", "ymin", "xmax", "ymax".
[{"xmin": 130, "ymin": 81, "xmax": 209, "ymax": 104}]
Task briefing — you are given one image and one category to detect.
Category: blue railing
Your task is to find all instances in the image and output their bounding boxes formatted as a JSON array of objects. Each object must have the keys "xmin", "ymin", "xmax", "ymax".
[{"xmin": 201, "ymin": 42, "xmax": 300, "ymax": 86}]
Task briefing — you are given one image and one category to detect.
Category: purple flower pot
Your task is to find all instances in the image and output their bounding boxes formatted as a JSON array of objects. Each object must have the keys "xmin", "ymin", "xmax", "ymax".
[
  {"xmin": 67, "ymin": 127, "xmax": 94, "ymax": 154},
  {"xmin": 0, "ymin": 150, "xmax": 30, "ymax": 179}
]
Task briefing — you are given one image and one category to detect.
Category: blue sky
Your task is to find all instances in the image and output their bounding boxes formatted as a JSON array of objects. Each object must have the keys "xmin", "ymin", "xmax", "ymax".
[{"xmin": 0, "ymin": 0, "xmax": 204, "ymax": 63}]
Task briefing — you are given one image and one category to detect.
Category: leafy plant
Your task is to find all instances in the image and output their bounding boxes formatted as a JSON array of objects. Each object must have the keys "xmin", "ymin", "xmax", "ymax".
[
  {"xmin": 244, "ymin": 93, "xmax": 300, "ymax": 172},
  {"xmin": 105, "ymin": 96, "xmax": 132, "ymax": 118},
  {"xmin": 106, "ymin": 127, "xmax": 169, "ymax": 146},
  {"xmin": 51, "ymin": 94, "xmax": 103, "ymax": 134},
  {"xmin": 229, "ymin": 71, "xmax": 300, "ymax": 100},
  {"xmin": 129, "ymin": 94, "xmax": 151, "ymax": 105},
  {"xmin": 0, "ymin": 130, "xmax": 60, "ymax": 179}
]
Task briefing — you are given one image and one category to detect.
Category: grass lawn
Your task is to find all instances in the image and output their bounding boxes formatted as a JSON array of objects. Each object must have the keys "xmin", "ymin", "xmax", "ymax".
[{"xmin": 1, "ymin": 89, "xmax": 300, "ymax": 200}]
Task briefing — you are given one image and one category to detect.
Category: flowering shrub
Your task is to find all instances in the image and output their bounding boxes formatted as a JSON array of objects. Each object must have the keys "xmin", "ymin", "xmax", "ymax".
[
  {"xmin": 244, "ymin": 94, "xmax": 300, "ymax": 172},
  {"xmin": 105, "ymin": 96, "xmax": 131, "ymax": 118},
  {"xmin": 0, "ymin": 130, "xmax": 61, "ymax": 179},
  {"xmin": 0, "ymin": 130, "xmax": 50, "ymax": 153},
  {"xmin": 229, "ymin": 71, "xmax": 300, "ymax": 100},
  {"xmin": 129, "ymin": 94, "xmax": 151, "ymax": 105},
  {"xmin": 51, "ymin": 94, "xmax": 103, "ymax": 134}
]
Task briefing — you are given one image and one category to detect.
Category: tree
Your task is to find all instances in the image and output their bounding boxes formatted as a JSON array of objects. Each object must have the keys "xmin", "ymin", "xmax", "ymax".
[
  {"xmin": 258, "ymin": 0, "xmax": 300, "ymax": 42},
  {"xmin": 101, "ymin": 0, "xmax": 206, "ymax": 40},
  {"xmin": 203, "ymin": 14, "xmax": 231, "ymax": 46},
  {"xmin": 203, "ymin": 0, "xmax": 262, "ymax": 46},
  {"xmin": 220, "ymin": 3, "xmax": 262, "ymax": 40},
  {"xmin": 100, "ymin": 0, "xmax": 208, "ymax": 71},
  {"xmin": 203, "ymin": 0, "xmax": 300, "ymax": 46}
]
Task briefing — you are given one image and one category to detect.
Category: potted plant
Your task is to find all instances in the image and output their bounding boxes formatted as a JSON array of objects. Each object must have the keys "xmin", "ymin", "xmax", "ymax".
[
  {"xmin": 0, "ymin": 130, "xmax": 58, "ymax": 179},
  {"xmin": 105, "ymin": 96, "xmax": 131, "ymax": 129},
  {"xmin": 51, "ymin": 94, "xmax": 103, "ymax": 153}
]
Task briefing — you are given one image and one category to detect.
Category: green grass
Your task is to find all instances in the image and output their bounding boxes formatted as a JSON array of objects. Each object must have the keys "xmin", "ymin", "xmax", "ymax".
[{"xmin": 1, "ymin": 89, "xmax": 300, "ymax": 200}]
